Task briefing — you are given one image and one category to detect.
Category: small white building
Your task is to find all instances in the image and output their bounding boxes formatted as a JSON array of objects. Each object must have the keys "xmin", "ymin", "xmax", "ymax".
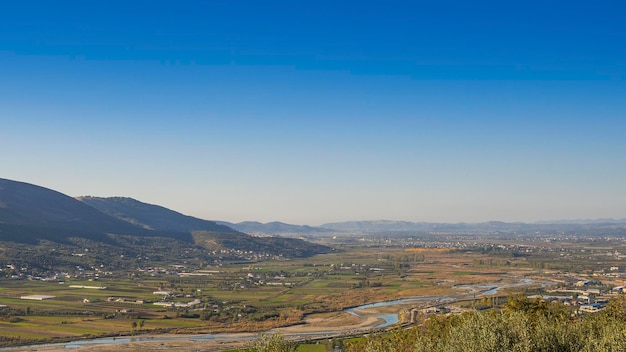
[
  {"xmin": 153, "ymin": 291, "xmax": 172, "ymax": 295},
  {"xmin": 20, "ymin": 295, "xmax": 55, "ymax": 301},
  {"xmin": 579, "ymin": 303, "xmax": 604, "ymax": 313},
  {"xmin": 575, "ymin": 280, "xmax": 590, "ymax": 287},
  {"xmin": 612, "ymin": 286, "xmax": 626, "ymax": 293}
]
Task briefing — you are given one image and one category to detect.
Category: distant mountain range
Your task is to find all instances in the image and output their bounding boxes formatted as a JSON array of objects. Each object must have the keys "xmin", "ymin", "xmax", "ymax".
[
  {"xmin": 216, "ymin": 221, "xmax": 332, "ymax": 235},
  {"xmin": 0, "ymin": 178, "xmax": 330, "ymax": 257},
  {"xmin": 320, "ymin": 219, "xmax": 626, "ymax": 234},
  {"xmin": 79, "ymin": 196, "xmax": 330, "ymax": 257},
  {"xmin": 2, "ymin": 176, "xmax": 625, "ymax": 252},
  {"xmin": 532, "ymin": 218, "xmax": 626, "ymax": 225},
  {"xmin": 212, "ymin": 218, "xmax": 626, "ymax": 236}
]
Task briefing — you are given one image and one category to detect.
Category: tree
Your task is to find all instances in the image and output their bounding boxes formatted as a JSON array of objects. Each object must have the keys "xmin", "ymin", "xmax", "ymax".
[
  {"xmin": 246, "ymin": 333, "xmax": 297, "ymax": 352},
  {"xmin": 604, "ymin": 295, "xmax": 626, "ymax": 321}
]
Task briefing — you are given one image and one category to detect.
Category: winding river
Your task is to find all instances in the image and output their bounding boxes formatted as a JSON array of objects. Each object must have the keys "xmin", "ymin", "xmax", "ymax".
[{"xmin": 2, "ymin": 279, "xmax": 542, "ymax": 351}]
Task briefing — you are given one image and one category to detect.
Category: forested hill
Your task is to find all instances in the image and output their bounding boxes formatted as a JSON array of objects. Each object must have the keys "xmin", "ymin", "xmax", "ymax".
[
  {"xmin": 77, "ymin": 196, "xmax": 331, "ymax": 257},
  {"xmin": 0, "ymin": 178, "xmax": 331, "ymax": 258},
  {"xmin": 0, "ymin": 178, "xmax": 161, "ymax": 243},
  {"xmin": 77, "ymin": 196, "xmax": 238, "ymax": 234}
]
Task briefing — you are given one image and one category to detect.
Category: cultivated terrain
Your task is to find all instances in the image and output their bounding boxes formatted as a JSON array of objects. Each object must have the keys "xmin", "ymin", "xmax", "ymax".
[{"xmin": 2, "ymin": 178, "xmax": 626, "ymax": 351}]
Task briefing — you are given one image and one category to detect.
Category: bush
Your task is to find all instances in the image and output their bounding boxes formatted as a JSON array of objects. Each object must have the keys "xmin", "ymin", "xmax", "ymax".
[
  {"xmin": 344, "ymin": 298, "xmax": 626, "ymax": 352},
  {"xmin": 245, "ymin": 333, "xmax": 297, "ymax": 352}
]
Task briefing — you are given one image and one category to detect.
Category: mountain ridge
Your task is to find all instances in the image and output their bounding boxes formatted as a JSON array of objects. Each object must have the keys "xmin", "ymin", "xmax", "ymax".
[
  {"xmin": 320, "ymin": 219, "xmax": 626, "ymax": 234},
  {"xmin": 77, "ymin": 196, "xmax": 238, "ymax": 234},
  {"xmin": 75, "ymin": 195, "xmax": 331, "ymax": 257},
  {"xmin": 216, "ymin": 220, "xmax": 332, "ymax": 235},
  {"xmin": 0, "ymin": 178, "xmax": 331, "ymax": 258},
  {"xmin": 0, "ymin": 178, "xmax": 169, "ymax": 243}
]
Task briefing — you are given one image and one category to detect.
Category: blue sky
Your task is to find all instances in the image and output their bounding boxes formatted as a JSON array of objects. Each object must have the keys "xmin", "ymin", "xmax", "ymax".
[{"xmin": 1, "ymin": 1, "xmax": 625, "ymax": 224}]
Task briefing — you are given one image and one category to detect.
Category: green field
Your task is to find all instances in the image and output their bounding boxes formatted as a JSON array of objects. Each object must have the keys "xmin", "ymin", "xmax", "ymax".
[{"xmin": 2, "ymin": 238, "xmax": 626, "ymax": 348}]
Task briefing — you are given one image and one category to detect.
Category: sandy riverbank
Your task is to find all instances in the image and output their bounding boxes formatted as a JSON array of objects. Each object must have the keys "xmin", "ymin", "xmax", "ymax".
[{"xmin": 5, "ymin": 309, "xmax": 389, "ymax": 352}]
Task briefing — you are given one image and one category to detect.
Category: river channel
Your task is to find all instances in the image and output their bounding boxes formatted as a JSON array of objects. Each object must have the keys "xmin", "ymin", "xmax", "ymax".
[{"xmin": 3, "ymin": 279, "xmax": 542, "ymax": 351}]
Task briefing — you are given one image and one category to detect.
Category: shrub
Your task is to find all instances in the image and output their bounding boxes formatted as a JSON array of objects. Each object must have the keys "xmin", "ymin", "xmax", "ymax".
[{"xmin": 245, "ymin": 333, "xmax": 298, "ymax": 352}]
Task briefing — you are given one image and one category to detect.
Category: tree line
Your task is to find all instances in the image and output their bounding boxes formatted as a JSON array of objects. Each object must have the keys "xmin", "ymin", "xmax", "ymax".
[{"xmin": 248, "ymin": 295, "xmax": 626, "ymax": 352}]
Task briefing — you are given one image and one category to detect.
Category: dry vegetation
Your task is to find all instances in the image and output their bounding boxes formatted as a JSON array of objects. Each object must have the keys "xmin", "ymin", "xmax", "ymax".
[{"xmin": 3, "ymin": 236, "xmax": 626, "ymax": 350}]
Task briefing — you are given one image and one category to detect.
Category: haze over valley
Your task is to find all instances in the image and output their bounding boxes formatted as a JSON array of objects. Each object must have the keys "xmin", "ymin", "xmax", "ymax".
[{"xmin": 2, "ymin": 1, "xmax": 626, "ymax": 350}]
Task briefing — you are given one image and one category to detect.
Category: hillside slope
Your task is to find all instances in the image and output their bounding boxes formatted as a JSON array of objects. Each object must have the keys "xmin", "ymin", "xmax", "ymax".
[
  {"xmin": 217, "ymin": 220, "xmax": 333, "ymax": 235},
  {"xmin": 78, "ymin": 196, "xmax": 332, "ymax": 257},
  {"xmin": 77, "ymin": 196, "xmax": 238, "ymax": 233},
  {"xmin": 0, "ymin": 178, "xmax": 331, "ymax": 258},
  {"xmin": 0, "ymin": 178, "xmax": 170, "ymax": 243}
]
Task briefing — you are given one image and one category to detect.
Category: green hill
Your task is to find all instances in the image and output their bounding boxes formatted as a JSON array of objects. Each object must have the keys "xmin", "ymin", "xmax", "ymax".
[
  {"xmin": 0, "ymin": 178, "xmax": 331, "ymax": 259},
  {"xmin": 77, "ymin": 196, "xmax": 238, "ymax": 233},
  {"xmin": 78, "ymin": 196, "xmax": 331, "ymax": 257},
  {"xmin": 0, "ymin": 178, "xmax": 172, "ymax": 243}
]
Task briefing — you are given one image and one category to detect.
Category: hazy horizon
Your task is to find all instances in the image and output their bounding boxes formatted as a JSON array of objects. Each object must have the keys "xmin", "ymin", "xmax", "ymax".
[
  {"xmin": 2, "ymin": 2, "xmax": 625, "ymax": 225},
  {"xmin": 7, "ymin": 177, "xmax": 626, "ymax": 227}
]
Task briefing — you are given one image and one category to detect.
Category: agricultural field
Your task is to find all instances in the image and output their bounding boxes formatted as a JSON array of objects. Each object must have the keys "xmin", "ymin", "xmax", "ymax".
[{"xmin": 2, "ymin": 234, "xmax": 626, "ymax": 349}]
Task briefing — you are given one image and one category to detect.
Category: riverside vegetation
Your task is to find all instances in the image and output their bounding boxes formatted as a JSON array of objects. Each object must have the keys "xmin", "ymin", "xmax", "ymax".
[
  {"xmin": 3, "ymin": 233, "xmax": 626, "ymax": 350},
  {"xmin": 3, "ymin": 179, "xmax": 626, "ymax": 350},
  {"xmin": 245, "ymin": 296, "xmax": 626, "ymax": 352},
  {"xmin": 341, "ymin": 295, "xmax": 626, "ymax": 352}
]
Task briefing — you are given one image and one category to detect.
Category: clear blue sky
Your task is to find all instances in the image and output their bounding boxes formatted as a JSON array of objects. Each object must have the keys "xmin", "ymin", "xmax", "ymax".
[{"xmin": 1, "ymin": 1, "xmax": 625, "ymax": 225}]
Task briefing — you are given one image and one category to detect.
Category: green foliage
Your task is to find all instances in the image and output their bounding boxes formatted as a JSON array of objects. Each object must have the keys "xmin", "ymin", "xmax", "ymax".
[
  {"xmin": 249, "ymin": 311, "xmax": 281, "ymax": 322},
  {"xmin": 604, "ymin": 295, "xmax": 626, "ymax": 321},
  {"xmin": 8, "ymin": 316, "xmax": 23, "ymax": 323},
  {"xmin": 344, "ymin": 298, "xmax": 626, "ymax": 352},
  {"xmin": 345, "ymin": 327, "xmax": 422, "ymax": 352},
  {"xmin": 246, "ymin": 333, "xmax": 298, "ymax": 352},
  {"xmin": 294, "ymin": 345, "xmax": 326, "ymax": 352},
  {"xmin": 504, "ymin": 294, "xmax": 571, "ymax": 321}
]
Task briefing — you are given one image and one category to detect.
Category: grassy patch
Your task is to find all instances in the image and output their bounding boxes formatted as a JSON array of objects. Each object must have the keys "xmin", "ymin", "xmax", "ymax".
[{"xmin": 297, "ymin": 344, "xmax": 327, "ymax": 351}]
